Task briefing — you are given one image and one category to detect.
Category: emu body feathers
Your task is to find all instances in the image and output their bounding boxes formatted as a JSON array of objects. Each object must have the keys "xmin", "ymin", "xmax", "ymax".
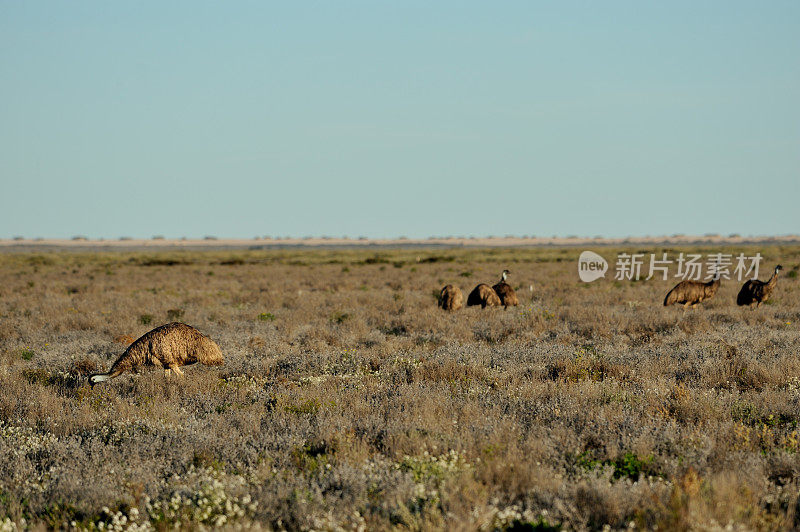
[
  {"xmin": 467, "ymin": 283, "xmax": 501, "ymax": 309},
  {"xmin": 663, "ymin": 279, "xmax": 720, "ymax": 308},
  {"xmin": 89, "ymin": 322, "xmax": 223, "ymax": 386},
  {"xmin": 737, "ymin": 265, "xmax": 782, "ymax": 308},
  {"xmin": 439, "ymin": 284, "xmax": 464, "ymax": 311}
]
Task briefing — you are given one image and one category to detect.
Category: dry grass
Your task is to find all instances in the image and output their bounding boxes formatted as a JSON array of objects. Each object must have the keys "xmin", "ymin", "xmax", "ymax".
[{"xmin": 1, "ymin": 245, "xmax": 800, "ymax": 530}]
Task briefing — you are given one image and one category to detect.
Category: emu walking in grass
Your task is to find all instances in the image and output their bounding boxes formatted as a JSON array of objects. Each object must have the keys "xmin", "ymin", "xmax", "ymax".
[
  {"xmin": 89, "ymin": 323, "xmax": 224, "ymax": 386},
  {"xmin": 439, "ymin": 284, "xmax": 464, "ymax": 311},
  {"xmin": 492, "ymin": 270, "xmax": 519, "ymax": 309},
  {"xmin": 663, "ymin": 278, "xmax": 721, "ymax": 308},
  {"xmin": 467, "ymin": 284, "xmax": 501, "ymax": 309},
  {"xmin": 737, "ymin": 264, "xmax": 782, "ymax": 308}
]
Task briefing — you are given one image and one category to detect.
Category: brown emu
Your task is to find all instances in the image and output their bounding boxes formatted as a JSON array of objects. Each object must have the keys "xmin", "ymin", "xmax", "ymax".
[
  {"xmin": 466, "ymin": 284, "xmax": 501, "ymax": 309},
  {"xmin": 492, "ymin": 270, "xmax": 519, "ymax": 309},
  {"xmin": 438, "ymin": 284, "xmax": 464, "ymax": 311},
  {"xmin": 737, "ymin": 264, "xmax": 782, "ymax": 308},
  {"xmin": 89, "ymin": 323, "xmax": 224, "ymax": 386},
  {"xmin": 663, "ymin": 278, "xmax": 721, "ymax": 308}
]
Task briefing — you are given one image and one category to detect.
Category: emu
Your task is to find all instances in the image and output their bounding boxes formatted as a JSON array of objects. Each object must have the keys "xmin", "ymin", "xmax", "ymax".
[
  {"xmin": 89, "ymin": 323, "xmax": 224, "ymax": 386},
  {"xmin": 492, "ymin": 270, "xmax": 519, "ymax": 309},
  {"xmin": 737, "ymin": 264, "xmax": 782, "ymax": 308},
  {"xmin": 466, "ymin": 284, "xmax": 501, "ymax": 309},
  {"xmin": 663, "ymin": 278, "xmax": 721, "ymax": 308},
  {"xmin": 438, "ymin": 284, "xmax": 463, "ymax": 311}
]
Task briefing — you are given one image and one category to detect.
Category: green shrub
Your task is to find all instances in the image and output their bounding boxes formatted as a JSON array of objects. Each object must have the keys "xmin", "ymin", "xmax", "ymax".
[
  {"xmin": 330, "ymin": 311, "xmax": 350, "ymax": 324},
  {"xmin": 575, "ymin": 451, "xmax": 657, "ymax": 481},
  {"xmin": 285, "ymin": 399, "xmax": 321, "ymax": 415},
  {"xmin": 611, "ymin": 452, "xmax": 653, "ymax": 480}
]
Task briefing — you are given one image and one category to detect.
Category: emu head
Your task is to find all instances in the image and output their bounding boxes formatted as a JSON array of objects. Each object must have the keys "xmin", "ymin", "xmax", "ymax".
[
  {"xmin": 501, "ymin": 269, "xmax": 510, "ymax": 281},
  {"xmin": 88, "ymin": 373, "xmax": 110, "ymax": 387},
  {"xmin": 776, "ymin": 265, "xmax": 783, "ymax": 273}
]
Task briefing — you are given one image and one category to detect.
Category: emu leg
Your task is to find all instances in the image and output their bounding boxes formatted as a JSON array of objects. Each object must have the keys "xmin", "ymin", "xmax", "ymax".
[{"xmin": 171, "ymin": 365, "xmax": 185, "ymax": 377}]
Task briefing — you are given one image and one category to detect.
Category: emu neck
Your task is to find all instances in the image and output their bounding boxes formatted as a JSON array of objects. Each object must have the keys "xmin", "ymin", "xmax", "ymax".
[{"xmin": 768, "ymin": 269, "xmax": 780, "ymax": 287}]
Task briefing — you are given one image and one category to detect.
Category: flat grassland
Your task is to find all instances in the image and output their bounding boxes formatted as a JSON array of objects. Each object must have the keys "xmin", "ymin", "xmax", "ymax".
[{"xmin": 1, "ymin": 245, "xmax": 799, "ymax": 530}]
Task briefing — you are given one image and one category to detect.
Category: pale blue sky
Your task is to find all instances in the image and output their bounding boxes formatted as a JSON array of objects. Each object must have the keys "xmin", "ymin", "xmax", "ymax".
[{"xmin": 1, "ymin": 2, "xmax": 798, "ymax": 239}]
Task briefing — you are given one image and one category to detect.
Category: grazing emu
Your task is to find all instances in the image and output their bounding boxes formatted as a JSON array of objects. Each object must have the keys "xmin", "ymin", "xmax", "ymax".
[
  {"xmin": 89, "ymin": 323, "xmax": 224, "ymax": 386},
  {"xmin": 492, "ymin": 270, "xmax": 519, "ymax": 309},
  {"xmin": 737, "ymin": 264, "xmax": 783, "ymax": 308},
  {"xmin": 663, "ymin": 278, "xmax": 721, "ymax": 308},
  {"xmin": 439, "ymin": 284, "xmax": 464, "ymax": 311},
  {"xmin": 467, "ymin": 284, "xmax": 501, "ymax": 309}
]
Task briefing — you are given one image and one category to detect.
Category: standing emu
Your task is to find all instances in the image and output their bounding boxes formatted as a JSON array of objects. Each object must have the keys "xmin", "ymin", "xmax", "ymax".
[
  {"xmin": 737, "ymin": 264, "xmax": 782, "ymax": 308},
  {"xmin": 492, "ymin": 270, "xmax": 519, "ymax": 309},
  {"xmin": 89, "ymin": 323, "xmax": 224, "ymax": 386},
  {"xmin": 467, "ymin": 284, "xmax": 501, "ymax": 309},
  {"xmin": 438, "ymin": 284, "xmax": 464, "ymax": 311},
  {"xmin": 663, "ymin": 278, "xmax": 721, "ymax": 308}
]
